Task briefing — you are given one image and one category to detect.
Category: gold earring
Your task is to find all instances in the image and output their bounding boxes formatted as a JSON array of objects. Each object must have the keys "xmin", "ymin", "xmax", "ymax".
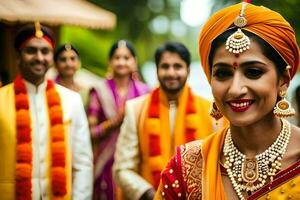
[
  {"xmin": 106, "ymin": 66, "xmax": 113, "ymax": 79},
  {"xmin": 273, "ymin": 90, "xmax": 295, "ymax": 118},
  {"xmin": 210, "ymin": 102, "xmax": 223, "ymax": 121}
]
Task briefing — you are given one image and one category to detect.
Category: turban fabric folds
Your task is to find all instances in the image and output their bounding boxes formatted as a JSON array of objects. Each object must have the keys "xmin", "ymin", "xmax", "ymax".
[
  {"xmin": 14, "ymin": 23, "xmax": 56, "ymax": 51},
  {"xmin": 199, "ymin": 3, "xmax": 300, "ymax": 82}
]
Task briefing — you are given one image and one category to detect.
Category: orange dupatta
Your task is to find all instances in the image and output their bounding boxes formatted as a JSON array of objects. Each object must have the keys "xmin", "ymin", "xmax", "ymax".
[
  {"xmin": 201, "ymin": 127, "xmax": 228, "ymax": 200},
  {"xmin": 138, "ymin": 85, "xmax": 201, "ymax": 189}
]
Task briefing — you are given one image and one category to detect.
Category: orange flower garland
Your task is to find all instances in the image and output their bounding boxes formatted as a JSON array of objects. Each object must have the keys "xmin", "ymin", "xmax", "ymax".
[
  {"xmin": 14, "ymin": 75, "xmax": 67, "ymax": 199},
  {"xmin": 147, "ymin": 87, "xmax": 197, "ymax": 188}
]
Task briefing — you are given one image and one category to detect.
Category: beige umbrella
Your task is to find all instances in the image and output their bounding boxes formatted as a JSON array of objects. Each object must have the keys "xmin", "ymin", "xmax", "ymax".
[
  {"xmin": 0, "ymin": 0, "xmax": 116, "ymax": 29},
  {"xmin": 0, "ymin": 0, "xmax": 116, "ymax": 83}
]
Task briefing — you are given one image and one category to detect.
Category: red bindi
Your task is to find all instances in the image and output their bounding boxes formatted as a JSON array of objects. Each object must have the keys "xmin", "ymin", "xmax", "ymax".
[
  {"xmin": 233, "ymin": 62, "xmax": 238, "ymax": 67},
  {"xmin": 235, "ymin": 54, "xmax": 240, "ymax": 58},
  {"xmin": 233, "ymin": 62, "xmax": 239, "ymax": 69}
]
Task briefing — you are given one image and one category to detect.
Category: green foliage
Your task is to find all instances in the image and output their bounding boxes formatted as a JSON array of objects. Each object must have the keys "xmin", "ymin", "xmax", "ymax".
[
  {"xmin": 59, "ymin": 0, "xmax": 300, "ymax": 78},
  {"xmin": 58, "ymin": 26, "xmax": 115, "ymax": 76},
  {"xmin": 58, "ymin": 0, "xmax": 187, "ymax": 77}
]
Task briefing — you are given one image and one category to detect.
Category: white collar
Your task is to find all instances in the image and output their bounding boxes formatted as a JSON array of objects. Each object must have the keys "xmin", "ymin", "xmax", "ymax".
[{"xmin": 23, "ymin": 79, "xmax": 47, "ymax": 93}]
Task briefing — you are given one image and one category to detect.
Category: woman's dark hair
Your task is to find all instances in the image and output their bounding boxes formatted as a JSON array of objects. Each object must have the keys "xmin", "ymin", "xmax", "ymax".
[
  {"xmin": 54, "ymin": 44, "xmax": 80, "ymax": 62},
  {"xmin": 209, "ymin": 28, "xmax": 287, "ymax": 77},
  {"xmin": 109, "ymin": 40, "xmax": 136, "ymax": 59},
  {"xmin": 155, "ymin": 42, "xmax": 191, "ymax": 67}
]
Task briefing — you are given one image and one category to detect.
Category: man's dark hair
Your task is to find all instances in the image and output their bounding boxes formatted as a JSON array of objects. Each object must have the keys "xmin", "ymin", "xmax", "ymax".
[{"xmin": 155, "ymin": 42, "xmax": 191, "ymax": 67}]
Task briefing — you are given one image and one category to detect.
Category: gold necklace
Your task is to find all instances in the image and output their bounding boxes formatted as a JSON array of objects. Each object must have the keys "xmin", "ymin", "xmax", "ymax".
[{"xmin": 223, "ymin": 119, "xmax": 291, "ymax": 200}]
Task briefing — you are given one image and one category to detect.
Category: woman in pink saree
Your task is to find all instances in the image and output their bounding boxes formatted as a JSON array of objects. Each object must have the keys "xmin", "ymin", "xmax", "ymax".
[{"xmin": 87, "ymin": 40, "xmax": 150, "ymax": 200}]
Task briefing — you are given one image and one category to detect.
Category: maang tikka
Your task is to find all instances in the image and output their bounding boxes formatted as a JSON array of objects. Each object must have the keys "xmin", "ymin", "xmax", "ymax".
[{"xmin": 225, "ymin": 2, "xmax": 250, "ymax": 54}]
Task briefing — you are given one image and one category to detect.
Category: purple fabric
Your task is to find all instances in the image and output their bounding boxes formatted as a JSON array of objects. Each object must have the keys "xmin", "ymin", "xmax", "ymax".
[
  {"xmin": 54, "ymin": 74, "xmax": 60, "ymax": 83},
  {"xmin": 88, "ymin": 78, "xmax": 150, "ymax": 200}
]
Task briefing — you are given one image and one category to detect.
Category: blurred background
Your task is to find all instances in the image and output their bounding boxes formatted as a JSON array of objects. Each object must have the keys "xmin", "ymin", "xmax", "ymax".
[{"xmin": 1, "ymin": 0, "xmax": 300, "ymax": 99}]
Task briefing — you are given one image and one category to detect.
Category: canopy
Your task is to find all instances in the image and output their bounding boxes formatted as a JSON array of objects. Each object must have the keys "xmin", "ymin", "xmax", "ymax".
[{"xmin": 0, "ymin": 0, "xmax": 116, "ymax": 29}]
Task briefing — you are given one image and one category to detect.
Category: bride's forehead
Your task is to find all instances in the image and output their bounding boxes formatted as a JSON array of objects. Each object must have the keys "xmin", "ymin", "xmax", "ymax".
[{"xmin": 213, "ymin": 41, "xmax": 266, "ymax": 61}]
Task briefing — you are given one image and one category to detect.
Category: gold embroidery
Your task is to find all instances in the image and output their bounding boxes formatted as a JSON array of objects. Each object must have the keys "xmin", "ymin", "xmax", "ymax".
[{"xmin": 181, "ymin": 140, "xmax": 203, "ymax": 199}]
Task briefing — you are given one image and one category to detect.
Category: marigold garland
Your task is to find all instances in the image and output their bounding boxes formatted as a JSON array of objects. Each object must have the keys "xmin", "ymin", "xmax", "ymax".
[
  {"xmin": 14, "ymin": 75, "xmax": 67, "ymax": 199},
  {"xmin": 146, "ymin": 87, "xmax": 197, "ymax": 188}
]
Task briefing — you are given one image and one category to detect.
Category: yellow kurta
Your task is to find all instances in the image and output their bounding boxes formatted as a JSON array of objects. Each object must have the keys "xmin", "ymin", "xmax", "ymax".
[{"xmin": 0, "ymin": 82, "xmax": 93, "ymax": 200}]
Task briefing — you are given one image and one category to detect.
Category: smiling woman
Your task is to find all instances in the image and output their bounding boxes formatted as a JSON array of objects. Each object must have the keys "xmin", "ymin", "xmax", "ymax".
[
  {"xmin": 155, "ymin": 2, "xmax": 300, "ymax": 199},
  {"xmin": 86, "ymin": 40, "xmax": 150, "ymax": 200},
  {"xmin": 210, "ymin": 29, "xmax": 287, "ymax": 127}
]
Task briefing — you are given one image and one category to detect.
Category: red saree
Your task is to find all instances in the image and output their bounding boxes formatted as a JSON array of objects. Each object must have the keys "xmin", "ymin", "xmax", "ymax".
[{"xmin": 155, "ymin": 130, "xmax": 300, "ymax": 199}]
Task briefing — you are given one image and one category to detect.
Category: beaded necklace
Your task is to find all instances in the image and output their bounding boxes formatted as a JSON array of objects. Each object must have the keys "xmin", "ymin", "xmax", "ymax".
[{"xmin": 223, "ymin": 119, "xmax": 291, "ymax": 200}]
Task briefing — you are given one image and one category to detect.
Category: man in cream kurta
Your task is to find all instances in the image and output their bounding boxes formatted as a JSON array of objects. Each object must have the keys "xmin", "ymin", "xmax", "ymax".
[
  {"xmin": 113, "ymin": 42, "xmax": 222, "ymax": 200},
  {"xmin": 0, "ymin": 23, "xmax": 92, "ymax": 199}
]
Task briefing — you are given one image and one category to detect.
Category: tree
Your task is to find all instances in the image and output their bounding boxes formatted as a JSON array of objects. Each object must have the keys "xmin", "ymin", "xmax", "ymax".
[{"xmin": 59, "ymin": 0, "xmax": 183, "ymax": 76}]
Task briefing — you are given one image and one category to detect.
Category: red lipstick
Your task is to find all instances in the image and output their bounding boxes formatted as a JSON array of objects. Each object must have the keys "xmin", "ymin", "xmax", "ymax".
[{"xmin": 227, "ymin": 99, "xmax": 253, "ymax": 112}]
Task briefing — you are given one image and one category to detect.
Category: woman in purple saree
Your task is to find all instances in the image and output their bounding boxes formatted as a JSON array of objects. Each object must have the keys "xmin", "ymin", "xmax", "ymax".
[{"xmin": 87, "ymin": 40, "xmax": 150, "ymax": 200}]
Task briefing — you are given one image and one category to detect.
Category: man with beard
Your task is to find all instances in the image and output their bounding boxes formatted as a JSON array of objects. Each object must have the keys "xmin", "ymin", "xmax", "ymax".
[
  {"xmin": 0, "ymin": 23, "xmax": 93, "ymax": 199},
  {"xmin": 113, "ymin": 42, "xmax": 221, "ymax": 200}
]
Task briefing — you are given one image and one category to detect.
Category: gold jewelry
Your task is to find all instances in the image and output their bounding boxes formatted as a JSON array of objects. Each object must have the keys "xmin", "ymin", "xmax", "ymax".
[
  {"xmin": 209, "ymin": 102, "xmax": 223, "ymax": 121},
  {"xmin": 273, "ymin": 90, "xmax": 295, "ymax": 118},
  {"xmin": 118, "ymin": 40, "xmax": 127, "ymax": 48},
  {"xmin": 34, "ymin": 21, "xmax": 43, "ymax": 38},
  {"xmin": 64, "ymin": 44, "xmax": 72, "ymax": 51},
  {"xmin": 223, "ymin": 119, "xmax": 291, "ymax": 200},
  {"xmin": 225, "ymin": 2, "xmax": 250, "ymax": 54}
]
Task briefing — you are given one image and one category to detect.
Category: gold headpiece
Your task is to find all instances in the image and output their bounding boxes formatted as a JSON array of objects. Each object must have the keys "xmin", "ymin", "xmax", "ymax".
[
  {"xmin": 65, "ymin": 44, "xmax": 72, "ymax": 51},
  {"xmin": 225, "ymin": 2, "xmax": 250, "ymax": 54},
  {"xmin": 34, "ymin": 21, "xmax": 44, "ymax": 38},
  {"xmin": 118, "ymin": 40, "xmax": 127, "ymax": 48}
]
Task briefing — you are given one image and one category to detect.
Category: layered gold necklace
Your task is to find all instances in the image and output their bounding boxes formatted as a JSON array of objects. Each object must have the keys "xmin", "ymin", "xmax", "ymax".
[{"xmin": 223, "ymin": 119, "xmax": 291, "ymax": 200}]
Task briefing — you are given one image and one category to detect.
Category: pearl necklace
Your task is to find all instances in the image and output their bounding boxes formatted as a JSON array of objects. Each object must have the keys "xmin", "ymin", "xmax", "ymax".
[{"xmin": 223, "ymin": 119, "xmax": 291, "ymax": 200}]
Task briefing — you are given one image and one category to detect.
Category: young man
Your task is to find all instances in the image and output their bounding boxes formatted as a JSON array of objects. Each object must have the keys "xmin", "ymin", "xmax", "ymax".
[
  {"xmin": 0, "ymin": 23, "xmax": 93, "ymax": 200},
  {"xmin": 113, "ymin": 42, "xmax": 221, "ymax": 200}
]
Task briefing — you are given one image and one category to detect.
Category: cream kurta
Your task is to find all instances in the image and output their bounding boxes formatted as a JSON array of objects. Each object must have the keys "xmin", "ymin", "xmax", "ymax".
[
  {"xmin": 113, "ymin": 89, "xmax": 221, "ymax": 200},
  {"xmin": 113, "ymin": 95, "xmax": 152, "ymax": 200},
  {"xmin": 0, "ymin": 80, "xmax": 93, "ymax": 200}
]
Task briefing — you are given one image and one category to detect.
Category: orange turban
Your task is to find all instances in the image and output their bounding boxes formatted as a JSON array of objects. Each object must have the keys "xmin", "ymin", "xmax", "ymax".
[{"xmin": 199, "ymin": 3, "xmax": 300, "ymax": 82}]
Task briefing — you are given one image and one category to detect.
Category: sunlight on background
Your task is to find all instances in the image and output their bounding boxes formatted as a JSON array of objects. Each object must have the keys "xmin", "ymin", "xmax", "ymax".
[{"xmin": 180, "ymin": 0, "xmax": 212, "ymax": 27}]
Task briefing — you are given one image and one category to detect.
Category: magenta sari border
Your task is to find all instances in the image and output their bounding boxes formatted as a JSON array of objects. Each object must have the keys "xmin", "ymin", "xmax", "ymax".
[{"xmin": 248, "ymin": 159, "xmax": 300, "ymax": 200}]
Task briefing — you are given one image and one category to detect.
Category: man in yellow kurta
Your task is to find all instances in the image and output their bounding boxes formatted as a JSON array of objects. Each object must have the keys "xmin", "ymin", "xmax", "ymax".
[
  {"xmin": 0, "ymin": 23, "xmax": 93, "ymax": 200},
  {"xmin": 113, "ymin": 42, "xmax": 223, "ymax": 200}
]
